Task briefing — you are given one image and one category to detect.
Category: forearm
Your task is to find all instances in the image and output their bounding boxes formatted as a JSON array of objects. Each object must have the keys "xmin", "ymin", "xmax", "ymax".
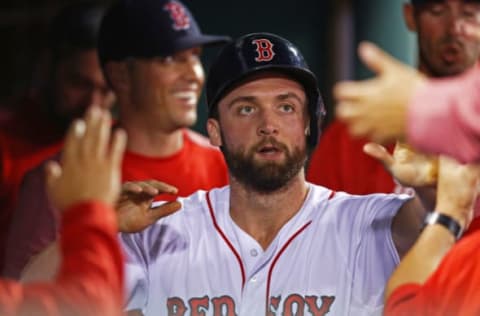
[
  {"xmin": 385, "ymin": 223, "xmax": 455, "ymax": 300},
  {"xmin": 387, "ymin": 175, "xmax": 471, "ymax": 302},
  {"xmin": 57, "ymin": 201, "xmax": 124, "ymax": 315},
  {"xmin": 0, "ymin": 201, "xmax": 124, "ymax": 316}
]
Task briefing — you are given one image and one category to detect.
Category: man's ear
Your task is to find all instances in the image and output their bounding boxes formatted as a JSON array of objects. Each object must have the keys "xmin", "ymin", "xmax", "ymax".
[
  {"xmin": 403, "ymin": 3, "xmax": 417, "ymax": 32},
  {"xmin": 207, "ymin": 118, "xmax": 222, "ymax": 147},
  {"xmin": 105, "ymin": 61, "xmax": 130, "ymax": 92},
  {"xmin": 304, "ymin": 116, "xmax": 311, "ymax": 136}
]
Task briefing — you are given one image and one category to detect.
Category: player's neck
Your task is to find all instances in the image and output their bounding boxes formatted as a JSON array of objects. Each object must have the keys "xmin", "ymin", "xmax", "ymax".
[
  {"xmin": 115, "ymin": 100, "xmax": 191, "ymax": 156},
  {"xmin": 229, "ymin": 173, "xmax": 309, "ymax": 250}
]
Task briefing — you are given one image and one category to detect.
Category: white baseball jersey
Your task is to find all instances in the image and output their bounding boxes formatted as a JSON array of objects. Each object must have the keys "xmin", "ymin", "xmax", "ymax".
[{"xmin": 120, "ymin": 184, "xmax": 410, "ymax": 315}]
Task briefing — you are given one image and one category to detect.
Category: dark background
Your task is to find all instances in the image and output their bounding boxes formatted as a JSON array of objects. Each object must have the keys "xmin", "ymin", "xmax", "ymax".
[{"xmin": 0, "ymin": 0, "xmax": 415, "ymax": 133}]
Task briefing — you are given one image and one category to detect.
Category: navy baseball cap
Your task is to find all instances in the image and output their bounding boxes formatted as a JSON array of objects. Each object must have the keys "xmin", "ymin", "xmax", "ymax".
[{"xmin": 98, "ymin": 0, "xmax": 230, "ymax": 66}]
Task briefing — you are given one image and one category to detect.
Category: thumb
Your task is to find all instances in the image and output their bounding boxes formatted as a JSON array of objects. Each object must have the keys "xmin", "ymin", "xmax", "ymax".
[
  {"xmin": 358, "ymin": 41, "xmax": 398, "ymax": 75},
  {"xmin": 363, "ymin": 142, "xmax": 394, "ymax": 169},
  {"xmin": 45, "ymin": 161, "xmax": 62, "ymax": 190},
  {"xmin": 148, "ymin": 201, "xmax": 182, "ymax": 223}
]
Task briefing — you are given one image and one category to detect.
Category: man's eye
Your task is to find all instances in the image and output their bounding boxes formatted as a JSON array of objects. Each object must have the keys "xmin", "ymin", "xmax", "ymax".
[
  {"xmin": 463, "ymin": 8, "xmax": 478, "ymax": 20},
  {"xmin": 429, "ymin": 5, "xmax": 445, "ymax": 15},
  {"xmin": 155, "ymin": 56, "xmax": 174, "ymax": 65},
  {"xmin": 279, "ymin": 104, "xmax": 294, "ymax": 112},
  {"xmin": 238, "ymin": 106, "xmax": 255, "ymax": 115}
]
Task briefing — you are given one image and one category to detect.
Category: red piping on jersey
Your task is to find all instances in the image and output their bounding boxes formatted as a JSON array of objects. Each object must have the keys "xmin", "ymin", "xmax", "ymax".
[
  {"xmin": 328, "ymin": 190, "xmax": 336, "ymax": 200},
  {"xmin": 206, "ymin": 191, "xmax": 246, "ymax": 288},
  {"xmin": 265, "ymin": 221, "xmax": 312, "ymax": 314}
]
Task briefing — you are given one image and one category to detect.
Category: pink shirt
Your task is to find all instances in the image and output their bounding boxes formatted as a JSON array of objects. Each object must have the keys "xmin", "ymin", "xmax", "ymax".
[{"xmin": 408, "ymin": 66, "xmax": 480, "ymax": 163}]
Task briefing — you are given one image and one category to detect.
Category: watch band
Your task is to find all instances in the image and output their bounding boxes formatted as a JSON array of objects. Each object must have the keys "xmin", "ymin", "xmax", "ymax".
[{"xmin": 423, "ymin": 212, "xmax": 463, "ymax": 240}]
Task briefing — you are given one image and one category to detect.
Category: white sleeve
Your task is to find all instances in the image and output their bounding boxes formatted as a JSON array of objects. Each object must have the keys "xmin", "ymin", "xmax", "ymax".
[{"xmin": 350, "ymin": 194, "xmax": 410, "ymax": 313}]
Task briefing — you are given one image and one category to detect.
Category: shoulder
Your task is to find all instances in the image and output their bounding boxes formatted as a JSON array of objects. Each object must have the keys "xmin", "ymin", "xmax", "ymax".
[
  {"xmin": 321, "ymin": 120, "xmax": 355, "ymax": 141},
  {"xmin": 121, "ymin": 188, "xmax": 227, "ymax": 251},
  {"xmin": 147, "ymin": 188, "xmax": 225, "ymax": 226},
  {"xmin": 183, "ymin": 129, "xmax": 216, "ymax": 149},
  {"xmin": 309, "ymin": 183, "xmax": 409, "ymax": 218},
  {"xmin": 329, "ymin": 190, "xmax": 410, "ymax": 207},
  {"xmin": 182, "ymin": 129, "xmax": 225, "ymax": 164}
]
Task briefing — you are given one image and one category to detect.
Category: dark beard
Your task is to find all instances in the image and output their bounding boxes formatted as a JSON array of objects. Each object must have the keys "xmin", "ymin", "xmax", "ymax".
[
  {"xmin": 418, "ymin": 36, "xmax": 472, "ymax": 77},
  {"xmin": 221, "ymin": 136, "xmax": 307, "ymax": 193}
]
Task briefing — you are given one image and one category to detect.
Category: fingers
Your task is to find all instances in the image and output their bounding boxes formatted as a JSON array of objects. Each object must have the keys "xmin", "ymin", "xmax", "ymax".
[
  {"xmin": 149, "ymin": 201, "xmax": 182, "ymax": 222},
  {"xmin": 335, "ymin": 101, "xmax": 369, "ymax": 137},
  {"xmin": 122, "ymin": 180, "xmax": 178, "ymax": 197},
  {"xmin": 110, "ymin": 128, "xmax": 127, "ymax": 170},
  {"xmin": 83, "ymin": 106, "xmax": 108, "ymax": 158},
  {"xmin": 363, "ymin": 142, "xmax": 394, "ymax": 169},
  {"xmin": 333, "ymin": 78, "xmax": 376, "ymax": 103},
  {"xmin": 45, "ymin": 160, "xmax": 62, "ymax": 190},
  {"xmin": 122, "ymin": 182, "xmax": 155, "ymax": 195},
  {"xmin": 61, "ymin": 119, "xmax": 86, "ymax": 166},
  {"xmin": 358, "ymin": 41, "xmax": 398, "ymax": 75},
  {"xmin": 144, "ymin": 180, "xmax": 178, "ymax": 195},
  {"xmin": 96, "ymin": 107, "xmax": 112, "ymax": 159}
]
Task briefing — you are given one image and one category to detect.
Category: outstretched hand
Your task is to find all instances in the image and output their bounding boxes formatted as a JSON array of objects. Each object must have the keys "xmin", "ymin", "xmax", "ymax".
[
  {"xmin": 45, "ymin": 107, "xmax": 127, "ymax": 212},
  {"xmin": 116, "ymin": 180, "xmax": 182, "ymax": 233},
  {"xmin": 364, "ymin": 142, "xmax": 438, "ymax": 188},
  {"xmin": 335, "ymin": 42, "xmax": 426, "ymax": 143}
]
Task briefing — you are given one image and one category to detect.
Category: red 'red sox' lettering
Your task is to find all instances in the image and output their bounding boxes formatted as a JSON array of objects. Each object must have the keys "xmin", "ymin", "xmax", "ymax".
[
  {"xmin": 163, "ymin": 1, "xmax": 190, "ymax": 30},
  {"xmin": 252, "ymin": 39, "xmax": 276, "ymax": 62},
  {"xmin": 268, "ymin": 295, "xmax": 335, "ymax": 316},
  {"xmin": 167, "ymin": 296, "xmax": 236, "ymax": 315},
  {"xmin": 167, "ymin": 294, "xmax": 335, "ymax": 315}
]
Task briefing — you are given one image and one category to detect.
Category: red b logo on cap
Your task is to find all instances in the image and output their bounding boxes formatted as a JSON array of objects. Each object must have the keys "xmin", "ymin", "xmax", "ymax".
[
  {"xmin": 252, "ymin": 39, "xmax": 275, "ymax": 62},
  {"xmin": 164, "ymin": 1, "xmax": 190, "ymax": 30}
]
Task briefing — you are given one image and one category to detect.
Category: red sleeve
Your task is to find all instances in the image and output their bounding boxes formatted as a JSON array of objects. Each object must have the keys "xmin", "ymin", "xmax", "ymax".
[
  {"xmin": 407, "ymin": 65, "xmax": 480, "ymax": 163},
  {"xmin": 0, "ymin": 201, "xmax": 124, "ymax": 316},
  {"xmin": 384, "ymin": 284, "xmax": 425, "ymax": 316},
  {"xmin": 385, "ymin": 231, "xmax": 480, "ymax": 316}
]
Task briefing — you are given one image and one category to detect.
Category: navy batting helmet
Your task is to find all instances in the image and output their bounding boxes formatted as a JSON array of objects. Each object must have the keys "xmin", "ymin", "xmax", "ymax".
[{"xmin": 206, "ymin": 32, "xmax": 325, "ymax": 147}]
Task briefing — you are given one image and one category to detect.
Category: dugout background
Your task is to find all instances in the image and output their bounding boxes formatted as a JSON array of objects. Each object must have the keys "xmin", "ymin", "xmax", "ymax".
[{"xmin": 0, "ymin": 0, "xmax": 415, "ymax": 134}]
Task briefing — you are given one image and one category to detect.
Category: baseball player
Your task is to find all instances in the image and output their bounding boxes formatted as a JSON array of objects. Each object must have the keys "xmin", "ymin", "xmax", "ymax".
[
  {"xmin": 0, "ymin": 1, "xmax": 115, "ymax": 274},
  {"xmin": 4, "ymin": 0, "xmax": 230, "ymax": 280},
  {"xmin": 118, "ymin": 33, "xmax": 445, "ymax": 316}
]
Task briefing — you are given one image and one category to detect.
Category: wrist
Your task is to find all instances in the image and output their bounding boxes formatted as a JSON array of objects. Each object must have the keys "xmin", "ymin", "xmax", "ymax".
[
  {"xmin": 423, "ymin": 211, "xmax": 464, "ymax": 240},
  {"xmin": 434, "ymin": 201, "xmax": 470, "ymax": 228}
]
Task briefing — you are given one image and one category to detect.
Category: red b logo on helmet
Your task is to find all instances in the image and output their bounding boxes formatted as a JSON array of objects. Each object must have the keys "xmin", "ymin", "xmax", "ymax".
[
  {"xmin": 164, "ymin": 1, "xmax": 190, "ymax": 30},
  {"xmin": 252, "ymin": 39, "xmax": 275, "ymax": 62}
]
